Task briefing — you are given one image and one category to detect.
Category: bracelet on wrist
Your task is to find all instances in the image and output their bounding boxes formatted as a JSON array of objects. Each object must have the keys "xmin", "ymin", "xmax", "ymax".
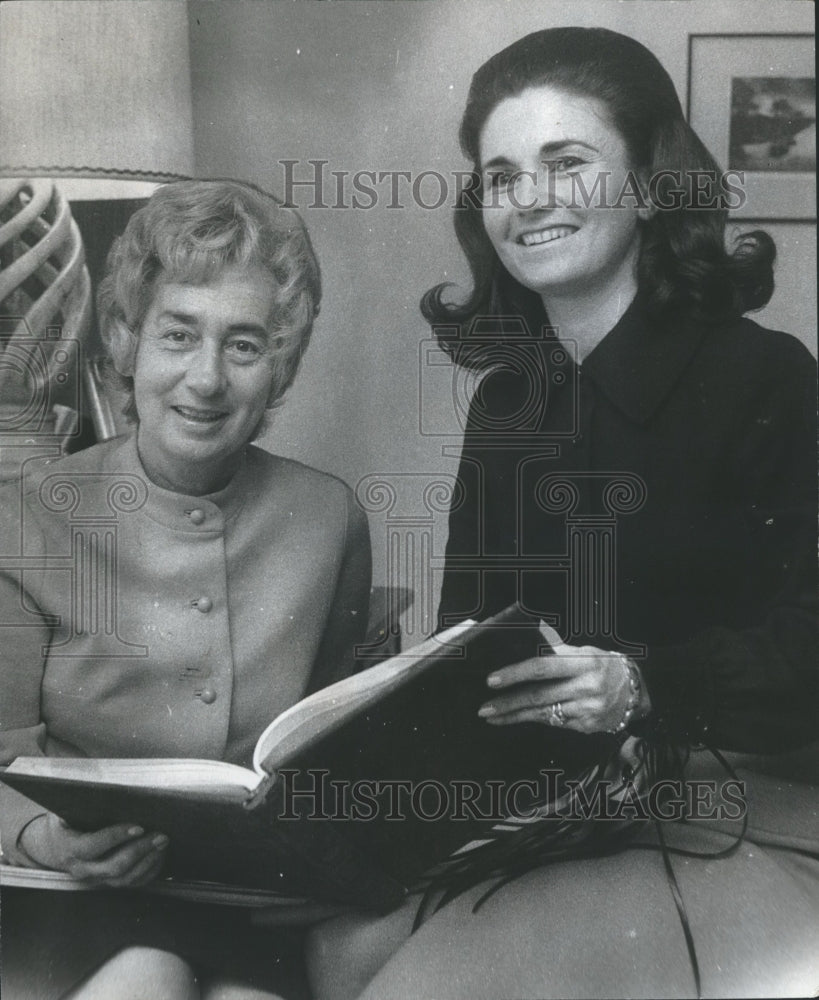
[{"xmin": 609, "ymin": 653, "xmax": 642, "ymax": 734}]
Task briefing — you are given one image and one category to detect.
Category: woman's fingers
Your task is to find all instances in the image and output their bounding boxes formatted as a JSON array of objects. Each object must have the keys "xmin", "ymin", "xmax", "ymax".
[
  {"xmin": 484, "ymin": 701, "xmax": 599, "ymax": 733},
  {"xmin": 98, "ymin": 840, "xmax": 168, "ymax": 888},
  {"xmin": 485, "ymin": 706, "xmax": 565, "ymax": 727},
  {"xmin": 479, "ymin": 681, "xmax": 574, "ymax": 718},
  {"xmin": 20, "ymin": 813, "xmax": 171, "ymax": 884},
  {"xmin": 17, "ymin": 814, "xmax": 139, "ymax": 871},
  {"xmin": 486, "ymin": 646, "xmax": 606, "ymax": 689},
  {"xmin": 480, "ymin": 647, "xmax": 628, "ymax": 732},
  {"xmin": 69, "ymin": 834, "xmax": 168, "ymax": 885},
  {"xmin": 486, "ymin": 654, "xmax": 570, "ymax": 688},
  {"xmin": 63, "ymin": 822, "xmax": 148, "ymax": 862},
  {"xmin": 62, "ymin": 827, "xmax": 169, "ymax": 883}
]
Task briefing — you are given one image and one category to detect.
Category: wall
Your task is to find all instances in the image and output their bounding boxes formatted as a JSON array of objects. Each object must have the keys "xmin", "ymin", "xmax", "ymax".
[{"xmin": 188, "ymin": 0, "xmax": 816, "ymax": 637}]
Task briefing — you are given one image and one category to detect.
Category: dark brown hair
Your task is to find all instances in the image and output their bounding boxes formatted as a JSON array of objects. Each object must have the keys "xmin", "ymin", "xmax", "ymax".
[{"xmin": 422, "ymin": 27, "xmax": 774, "ymax": 354}]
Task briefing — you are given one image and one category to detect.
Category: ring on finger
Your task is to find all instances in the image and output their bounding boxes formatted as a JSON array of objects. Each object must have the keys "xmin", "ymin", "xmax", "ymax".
[{"xmin": 547, "ymin": 701, "xmax": 567, "ymax": 727}]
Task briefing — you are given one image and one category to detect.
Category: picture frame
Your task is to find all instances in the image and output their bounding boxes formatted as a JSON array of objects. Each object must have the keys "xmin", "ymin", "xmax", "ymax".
[{"xmin": 687, "ymin": 33, "xmax": 816, "ymax": 221}]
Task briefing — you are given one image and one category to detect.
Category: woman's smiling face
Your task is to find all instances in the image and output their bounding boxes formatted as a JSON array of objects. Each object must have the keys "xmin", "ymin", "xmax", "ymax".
[
  {"xmin": 132, "ymin": 264, "xmax": 280, "ymax": 495},
  {"xmin": 479, "ymin": 85, "xmax": 649, "ymax": 304}
]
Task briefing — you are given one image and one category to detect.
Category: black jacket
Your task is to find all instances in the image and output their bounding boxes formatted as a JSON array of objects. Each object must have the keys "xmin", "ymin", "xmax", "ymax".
[{"xmin": 438, "ymin": 293, "xmax": 817, "ymax": 752}]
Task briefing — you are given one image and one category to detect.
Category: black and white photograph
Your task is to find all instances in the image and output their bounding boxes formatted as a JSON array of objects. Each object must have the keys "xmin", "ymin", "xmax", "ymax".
[
  {"xmin": 689, "ymin": 32, "xmax": 816, "ymax": 220},
  {"xmin": 0, "ymin": 2, "xmax": 816, "ymax": 998},
  {"xmin": 730, "ymin": 76, "xmax": 815, "ymax": 173}
]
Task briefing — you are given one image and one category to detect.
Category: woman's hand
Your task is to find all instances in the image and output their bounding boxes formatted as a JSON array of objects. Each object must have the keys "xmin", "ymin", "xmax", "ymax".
[
  {"xmin": 478, "ymin": 643, "xmax": 650, "ymax": 735},
  {"xmin": 18, "ymin": 813, "xmax": 169, "ymax": 887}
]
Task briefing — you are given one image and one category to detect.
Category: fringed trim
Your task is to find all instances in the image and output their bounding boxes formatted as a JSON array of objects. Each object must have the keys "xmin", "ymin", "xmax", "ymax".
[{"xmin": 411, "ymin": 740, "xmax": 754, "ymax": 1000}]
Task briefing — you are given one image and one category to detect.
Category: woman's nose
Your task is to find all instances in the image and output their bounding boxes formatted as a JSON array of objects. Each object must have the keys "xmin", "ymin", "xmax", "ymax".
[
  {"xmin": 512, "ymin": 168, "xmax": 561, "ymax": 211},
  {"xmin": 185, "ymin": 346, "xmax": 226, "ymax": 396}
]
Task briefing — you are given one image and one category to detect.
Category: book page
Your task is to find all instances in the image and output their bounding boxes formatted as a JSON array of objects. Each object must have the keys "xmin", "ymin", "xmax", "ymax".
[
  {"xmin": 4, "ymin": 756, "xmax": 262, "ymax": 795},
  {"xmin": 252, "ymin": 619, "xmax": 476, "ymax": 774},
  {"xmin": 0, "ymin": 864, "xmax": 309, "ymax": 907}
]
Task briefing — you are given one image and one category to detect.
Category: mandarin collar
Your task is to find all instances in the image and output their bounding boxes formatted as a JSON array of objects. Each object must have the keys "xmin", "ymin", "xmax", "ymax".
[
  {"xmin": 106, "ymin": 434, "xmax": 250, "ymax": 531},
  {"xmin": 581, "ymin": 295, "xmax": 708, "ymax": 424}
]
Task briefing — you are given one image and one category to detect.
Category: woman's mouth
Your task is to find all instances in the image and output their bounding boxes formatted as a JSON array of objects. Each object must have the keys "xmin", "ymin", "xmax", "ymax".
[
  {"xmin": 173, "ymin": 405, "xmax": 228, "ymax": 425},
  {"xmin": 517, "ymin": 226, "xmax": 577, "ymax": 246}
]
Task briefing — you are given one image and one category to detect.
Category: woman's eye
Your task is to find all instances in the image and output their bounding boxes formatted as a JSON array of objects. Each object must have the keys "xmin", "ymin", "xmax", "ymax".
[
  {"xmin": 163, "ymin": 329, "xmax": 192, "ymax": 345},
  {"xmin": 486, "ymin": 171, "xmax": 514, "ymax": 190},
  {"xmin": 228, "ymin": 339, "xmax": 263, "ymax": 360},
  {"xmin": 544, "ymin": 156, "xmax": 584, "ymax": 173}
]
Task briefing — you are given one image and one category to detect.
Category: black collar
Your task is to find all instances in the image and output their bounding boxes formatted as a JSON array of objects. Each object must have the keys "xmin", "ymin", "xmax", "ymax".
[
  {"xmin": 582, "ymin": 294, "xmax": 707, "ymax": 424},
  {"xmin": 492, "ymin": 276, "xmax": 709, "ymax": 425}
]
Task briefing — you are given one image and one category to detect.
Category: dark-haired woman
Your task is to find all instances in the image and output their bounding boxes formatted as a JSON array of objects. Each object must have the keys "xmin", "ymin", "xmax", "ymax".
[{"xmin": 307, "ymin": 28, "xmax": 817, "ymax": 999}]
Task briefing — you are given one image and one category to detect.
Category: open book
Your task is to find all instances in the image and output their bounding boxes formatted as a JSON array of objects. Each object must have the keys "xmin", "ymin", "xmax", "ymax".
[
  {"xmin": 3, "ymin": 617, "xmax": 480, "ymax": 802},
  {"xmin": 1, "ymin": 604, "xmax": 610, "ymax": 911}
]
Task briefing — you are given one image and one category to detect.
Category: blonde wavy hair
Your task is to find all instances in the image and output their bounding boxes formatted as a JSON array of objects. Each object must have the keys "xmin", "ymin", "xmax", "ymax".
[{"xmin": 96, "ymin": 178, "xmax": 321, "ymax": 421}]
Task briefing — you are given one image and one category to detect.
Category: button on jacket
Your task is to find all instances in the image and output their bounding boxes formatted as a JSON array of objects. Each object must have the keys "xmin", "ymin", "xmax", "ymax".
[{"xmin": 0, "ymin": 434, "xmax": 371, "ymax": 864}]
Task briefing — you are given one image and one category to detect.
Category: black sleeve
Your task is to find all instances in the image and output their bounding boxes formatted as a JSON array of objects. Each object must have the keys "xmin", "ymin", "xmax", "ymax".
[
  {"xmin": 638, "ymin": 342, "xmax": 818, "ymax": 752},
  {"xmin": 437, "ymin": 376, "xmax": 526, "ymax": 630}
]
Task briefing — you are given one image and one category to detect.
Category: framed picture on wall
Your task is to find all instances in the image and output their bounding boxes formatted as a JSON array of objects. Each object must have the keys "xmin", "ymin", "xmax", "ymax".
[{"xmin": 688, "ymin": 33, "xmax": 816, "ymax": 221}]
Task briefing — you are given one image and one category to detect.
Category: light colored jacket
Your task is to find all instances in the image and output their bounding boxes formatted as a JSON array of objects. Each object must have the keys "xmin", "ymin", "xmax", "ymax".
[{"xmin": 0, "ymin": 434, "xmax": 371, "ymax": 864}]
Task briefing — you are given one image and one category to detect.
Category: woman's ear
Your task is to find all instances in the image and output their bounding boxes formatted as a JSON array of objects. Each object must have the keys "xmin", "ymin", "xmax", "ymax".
[
  {"xmin": 636, "ymin": 169, "xmax": 657, "ymax": 222},
  {"xmin": 265, "ymin": 377, "xmax": 283, "ymax": 409},
  {"xmin": 266, "ymin": 336, "xmax": 296, "ymax": 408},
  {"xmin": 638, "ymin": 201, "xmax": 657, "ymax": 222},
  {"xmin": 108, "ymin": 318, "xmax": 138, "ymax": 377}
]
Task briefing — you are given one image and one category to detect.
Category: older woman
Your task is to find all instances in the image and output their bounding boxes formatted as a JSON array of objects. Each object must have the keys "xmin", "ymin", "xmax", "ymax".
[
  {"xmin": 0, "ymin": 180, "xmax": 371, "ymax": 998},
  {"xmin": 307, "ymin": 28, "xmax": 817, "ymax": 999}
]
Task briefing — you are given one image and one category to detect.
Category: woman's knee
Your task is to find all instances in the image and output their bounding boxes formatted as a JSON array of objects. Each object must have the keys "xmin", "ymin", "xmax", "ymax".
[
  {"xmin": 305, "ymin": 902, "xmax": 417, "ymax": 1000},
  {"xmin": 63, "ymin": 946, "xmax": 199, "ymax": 1000}
]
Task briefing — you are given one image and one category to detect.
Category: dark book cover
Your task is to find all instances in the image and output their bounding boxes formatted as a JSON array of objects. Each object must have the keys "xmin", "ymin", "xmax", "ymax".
[{"xmin": 1, "ymin": 604, "xmax": 615, "ymax": 910}]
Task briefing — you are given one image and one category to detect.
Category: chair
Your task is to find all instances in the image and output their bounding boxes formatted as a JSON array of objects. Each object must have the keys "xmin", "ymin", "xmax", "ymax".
[
  {"xmin": 83, "ymin": 353, "xmax": 128, "ymax": 442},
  {"xmin": 0, "ymin": 178, "xmax": 92, "ymax": 479},
  {"xmin": 361, "ymin": 584, "xmax": 415, "ymax": 663}
]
